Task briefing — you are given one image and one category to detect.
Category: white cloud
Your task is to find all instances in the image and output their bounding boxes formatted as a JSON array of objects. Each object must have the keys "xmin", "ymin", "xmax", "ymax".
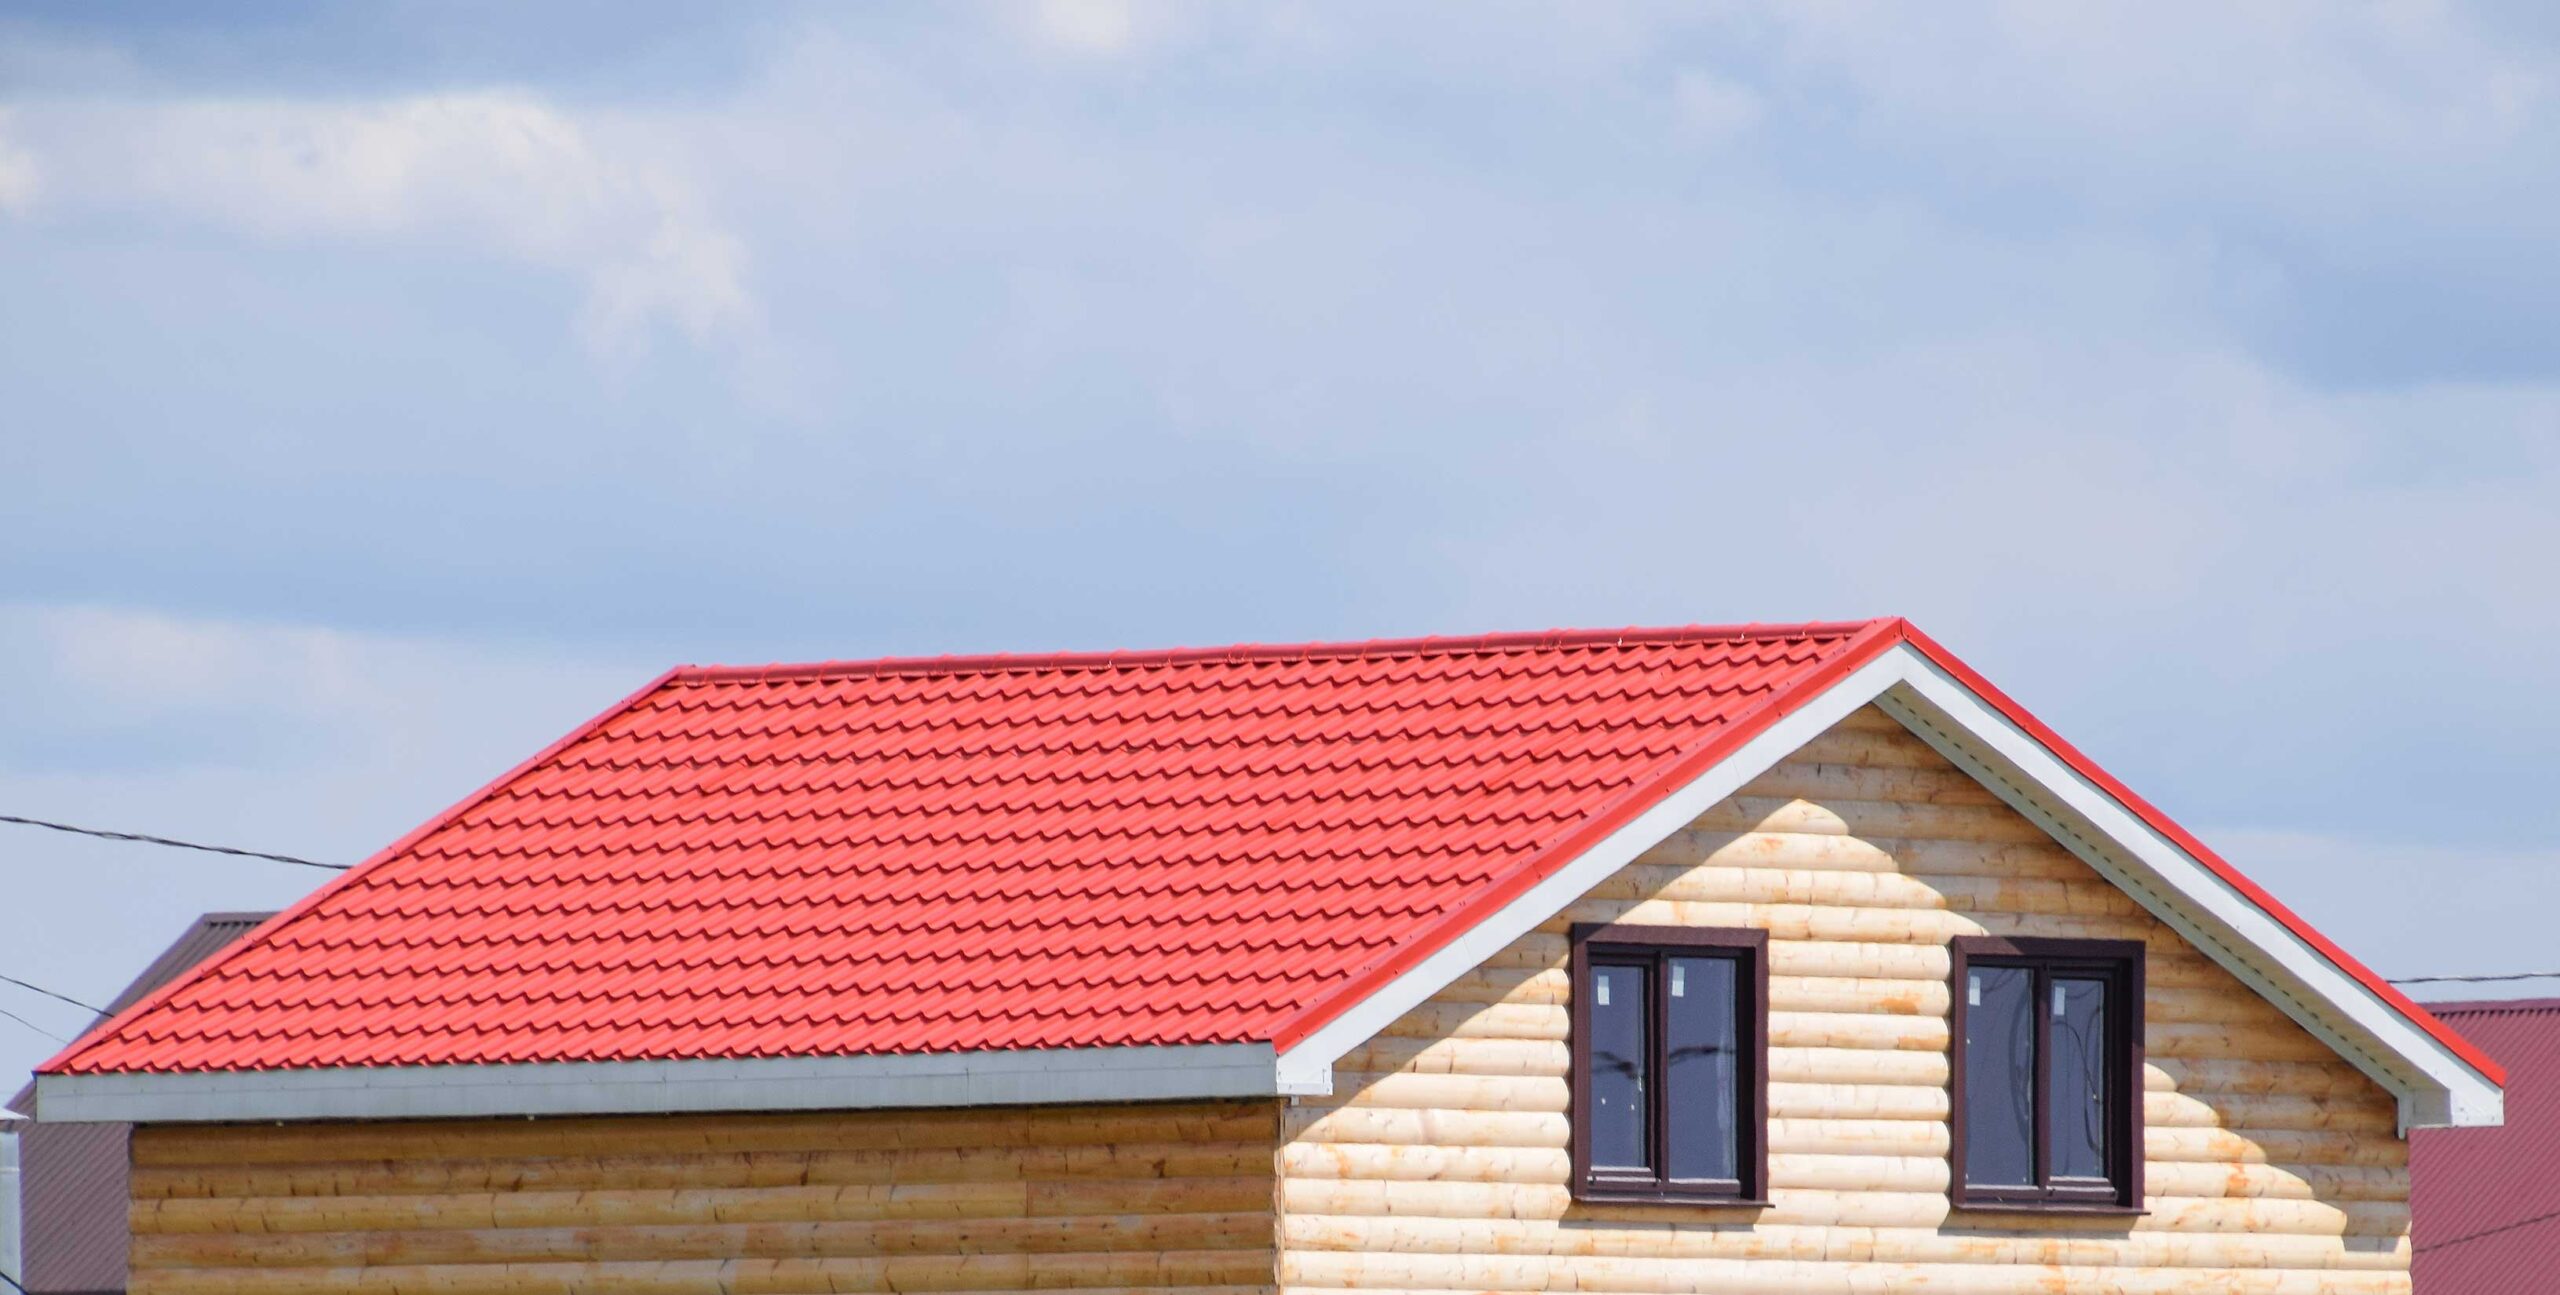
[
  {"xmin": 1754, "ymin": 1, "xmax": 2556, "ymax": 237},
  {"xmin": 0, "ymin": 111, "xmax": 37, "ymax": 213},
  {"xmin": 31, "ymin": 604, "xmax": 360, "ymax": 724},
  {"xmin": 1672, "ymin": 70, "xmax": 1763, "ymax": 139},
  {"xmin": 0, "ymin": 602, "xmax": 646, "ymax": 1084},
  {"xmin": 1030, "ymin": 0, "xmax": 1141, "ymax": 56},
  {"xmin": 0, "ymin": 602, "xmax": 644, "ymax": 777},
  {"xmin": 7, "ymin": 91, "xmax": 750, "ymax": 355}
]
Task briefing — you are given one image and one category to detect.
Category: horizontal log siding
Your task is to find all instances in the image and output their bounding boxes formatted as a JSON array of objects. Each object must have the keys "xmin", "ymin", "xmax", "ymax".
[
  {"xmin": 1278, "ymin": 706, "xmax": 2411, "ymax": 1294},
  {"xmin": 129, "ymin": 1099, "xmax": 1280, "ymax": 1295}
]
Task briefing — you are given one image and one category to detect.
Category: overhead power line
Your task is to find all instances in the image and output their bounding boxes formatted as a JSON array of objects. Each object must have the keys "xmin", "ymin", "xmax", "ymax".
[
  {"xmin": 0, "ymin": 972, "xmax": 104, "ymax": 1016},
  {"xmin": 0, "ymin": 1002, "xmax": 65, "ymax": 1045},
  {"xmin": 0, "ymin": 813, "xmax": 345, "ymax": 871},
  {"xmin": 2389, "ymin": 971, "xmax": 2560, "ymax": 986}
]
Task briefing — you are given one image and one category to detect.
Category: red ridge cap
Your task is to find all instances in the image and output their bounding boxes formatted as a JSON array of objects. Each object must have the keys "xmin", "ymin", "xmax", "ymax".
[
  {"xmin": 1891, "ymin": 621, "xmax": 2507, "ymax": 1089},
  {"xmin": 2424, "ymin": 998, "xmax": 2560, "ymax": 1017},
  {"xmin": 36, "ymin": 666, "xmax": 690, "ymax": 1077},
  {"xmin": 1267, "ymin": 617, "xmax": 1908, "ymax": 1052},
  {"xmin": 677, "ymin": 620, "xmax": 1890, "ymax": 684}
]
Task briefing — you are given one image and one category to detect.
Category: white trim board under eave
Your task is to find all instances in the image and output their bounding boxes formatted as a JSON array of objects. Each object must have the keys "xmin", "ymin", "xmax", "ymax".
[
  {"xmin": 36, "ymin": 1043, "xmax": 1282, "ymax": 1124},
  {"xmin": 1867, "ymin": 655, "xmax": 2501, "ymax": 1131}
]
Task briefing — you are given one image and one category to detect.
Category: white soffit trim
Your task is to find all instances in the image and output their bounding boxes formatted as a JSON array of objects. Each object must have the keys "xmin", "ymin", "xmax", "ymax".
[
  {"xmin": 1869, "ymin": 649, "xmax": 2500, "ymax": 1131},
  {"xmin": 36, "ymin": 1042, "xmax": 1280, "ymax": 1124},
  {"xmin": 1274, "ymin": 650, "xmax": 1913, "ymax": 1094}
]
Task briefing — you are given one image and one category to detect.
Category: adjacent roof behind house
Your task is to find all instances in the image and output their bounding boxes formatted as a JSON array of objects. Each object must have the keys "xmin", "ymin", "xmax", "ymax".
[
  {"xmin": 46, "ymin": 622, "xmax": 1896, "ymax": 1075},
  {"xmin": 7, "ymin": 912, "xmax": 270, "ymax": 1295},
  {"xmin": 10, "ymin": 912, "xmax": 272, "ymax": 1114},
  {"xmin": 2413, "ymin": 999, "xmax": 2560, "ymax": 1291}
]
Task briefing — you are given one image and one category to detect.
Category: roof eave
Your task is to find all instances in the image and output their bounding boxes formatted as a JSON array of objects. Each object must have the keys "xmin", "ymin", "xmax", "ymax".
[
  {"xmin": 33, "ymin": 1043, "xmax": 1282, "ymax": 1124},
  {"xmin": 1873, "ymin": 637, "xmax": 2501, "ymax": 1130}
]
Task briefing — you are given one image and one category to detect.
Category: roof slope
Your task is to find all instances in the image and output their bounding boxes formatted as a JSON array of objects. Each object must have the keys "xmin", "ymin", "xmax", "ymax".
[
  {"xmin": 48, "ymin": 623, "xmax": 1892, "ymax": 1075},
  {"xmin": 2413, "ymin": 999, "xmax": 2560, "ymax": 1290}
]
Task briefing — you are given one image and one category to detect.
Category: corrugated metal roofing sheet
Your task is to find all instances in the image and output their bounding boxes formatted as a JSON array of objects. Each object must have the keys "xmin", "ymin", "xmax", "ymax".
[
  {"xmin": 2412, "ymin": 999, "xmax": 2560, "ymax": 1292},
  {"xmin": 46, "ymin": 624, "xmax": 1890, "ymax": 1074}
]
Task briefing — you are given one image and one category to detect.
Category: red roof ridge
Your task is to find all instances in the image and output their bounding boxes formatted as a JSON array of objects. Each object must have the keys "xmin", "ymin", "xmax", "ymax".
[
  {"xmin": 2423, "ymin": 998, "xmax": 2560, "ymax": 1017},
  {"xmin": 674, "ymin": 619, "xmax": 1893, "ymax": 684}
]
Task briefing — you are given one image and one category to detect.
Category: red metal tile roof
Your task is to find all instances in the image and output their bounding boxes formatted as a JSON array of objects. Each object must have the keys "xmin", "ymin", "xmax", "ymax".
[
  {"xmin": 2413, "ymin": 999, "xmax": 2560, "ymax": 1291},
  {"xmin": 38, "ymin": 618, "xmax": 2496, "ymax": 1090},
  {"xmin": 45, "ymin": 622, "xmax": 1896, "ymax": 1074}
]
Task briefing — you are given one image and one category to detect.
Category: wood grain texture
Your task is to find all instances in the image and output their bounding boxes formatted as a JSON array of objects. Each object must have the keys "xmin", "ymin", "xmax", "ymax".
[
  {"xmin": 130, "ymin": 1100, "xmax": 1280, "ymax": 1295},
  {"xmin": 1277, "ymin": 706, "xmax": 2412, "ymax": 1293}
]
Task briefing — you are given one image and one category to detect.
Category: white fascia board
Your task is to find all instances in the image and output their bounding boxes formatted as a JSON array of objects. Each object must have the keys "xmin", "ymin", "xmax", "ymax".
[
  {"xmin": 1869, "ymin": 650, "xmax": 2501, "ymax": 1131},
  {"xmin": 35, "ymin": 1042, "xmax": 1280, "ymax": 1124},
  {"xmin": 1278, "ymin": 643, "xmax": 2498, "ymax": 1131},
  {"xmin": 1274, "ymin": 650, "xmax": 1915, "ymax": 1095}
]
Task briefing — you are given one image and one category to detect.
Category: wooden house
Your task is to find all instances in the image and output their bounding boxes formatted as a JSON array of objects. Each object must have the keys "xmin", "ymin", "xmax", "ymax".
[{"xmin": 30, "ymin": 620, "xmax": 2503, "ymax": 1294}]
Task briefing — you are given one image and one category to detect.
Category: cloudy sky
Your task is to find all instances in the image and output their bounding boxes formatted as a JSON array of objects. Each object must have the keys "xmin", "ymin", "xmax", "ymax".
[{"xmin": 3, "ymin": 1, "xmax": 2557, "ymax": 1086}]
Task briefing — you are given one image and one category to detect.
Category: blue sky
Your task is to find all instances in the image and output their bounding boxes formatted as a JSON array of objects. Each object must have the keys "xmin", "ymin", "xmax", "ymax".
[{"xmin": 2, "ymin": 2, "xmax": 2558, "ymax": 1085}]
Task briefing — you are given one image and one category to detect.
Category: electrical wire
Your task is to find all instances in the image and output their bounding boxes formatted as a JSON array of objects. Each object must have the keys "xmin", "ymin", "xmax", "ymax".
[
  {"xmin": 2389, "ymin": 971, "xmax": 2560, "ymax": 986},
  {"xmin": 0, "ymin": 973, "xmax": 102, "ymax": 1016},
  {"xmin": 0, "ymin": 1002, "xmax": 64, "ymax": 1045},
  {"xmin": 0, "ymin": 813, "xmax": 344, "ymax": 870}
]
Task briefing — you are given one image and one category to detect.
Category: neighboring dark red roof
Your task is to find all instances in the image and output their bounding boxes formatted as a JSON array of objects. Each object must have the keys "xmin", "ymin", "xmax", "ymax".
[
  {"xmin": 36, "ymin": 620, "xmax": 2498, "ymax": 1089},
  {"xmin": 2413, "ymin": 999, "xmax": 2560, "ymax": 1292}
]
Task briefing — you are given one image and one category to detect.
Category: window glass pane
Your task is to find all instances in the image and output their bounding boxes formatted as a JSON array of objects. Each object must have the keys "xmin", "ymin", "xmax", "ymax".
[
  {"xmin": 1588, "ymin": 963, "xmax": 1649, "ymax": 1171},
  {"xmin": 2047, "ymin": 976, "xmax": 2110, "ymax": 1182},
  {"xmin": 1664, "ymin": 956, "xmax": 1739, "ymax": 1182},
  {"xmin": 1963, "ymin": 965, "xmax": 2036, "ymax": 1188}
]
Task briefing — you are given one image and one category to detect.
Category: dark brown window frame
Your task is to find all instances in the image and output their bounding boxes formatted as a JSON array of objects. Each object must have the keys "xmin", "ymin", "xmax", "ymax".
[
  {"xmin": 1568, "ymin": 923, "xmax": 1770, "ymax": 1206},
  {"xmin": 1947, "ymin": 935, "xmax": 2147, "ymax": 1214}
]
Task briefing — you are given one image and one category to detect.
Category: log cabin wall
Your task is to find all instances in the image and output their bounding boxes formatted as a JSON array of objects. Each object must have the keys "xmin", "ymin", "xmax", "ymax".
[
  {"xmin": 127, "ymin": 1099, "xmax": 1281, "ymax": 1295},
  {"xmin": 1278, "ymin": 705, "xmax": 2413, "ymax": 1294}
]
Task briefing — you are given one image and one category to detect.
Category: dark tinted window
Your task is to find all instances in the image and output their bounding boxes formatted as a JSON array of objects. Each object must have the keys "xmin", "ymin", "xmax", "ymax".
[
  {"xmin": 1664, "ymin": 955, "xmax": 1738, "ymax": 1182},
  {"xmin": 1950, "ymin": 938, "xmax": 2141, "ymax": 1211},
  {"xmin": 1962, "ymin": 964, "xmax": 2036, "ymax": 1188},
  {"xmin": 2049, "ymin": 976, "xmax": 2110, "ymax": 1182},
  {"xmin": 1572, "ymin": 926, "xmax": 1765, "ymax": 1203},
  {"xmin": 1587, "ymin": 963, "xmax": 1649, "ymax": 1172}
]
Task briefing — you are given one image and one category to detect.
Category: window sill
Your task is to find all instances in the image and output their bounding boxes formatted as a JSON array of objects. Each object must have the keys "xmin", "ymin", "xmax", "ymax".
[
  {"xmin": 1951, "ymin": 1198, "xmax": 2148, "ymax": 1218},
  {"xmin": 1573, "ymin": 1189, "xmax": 1773, "ymax": 1209}
]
